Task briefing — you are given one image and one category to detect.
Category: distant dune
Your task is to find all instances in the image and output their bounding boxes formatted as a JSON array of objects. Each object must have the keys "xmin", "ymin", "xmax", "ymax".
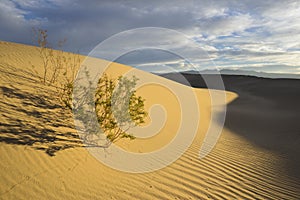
[
  {"xmin": 166, "ymin": 69, "xmax": 300, "ymax": 79},
  {"xmin": 0, "ymin": 41, "xmax": 299, "ymax": 199}
]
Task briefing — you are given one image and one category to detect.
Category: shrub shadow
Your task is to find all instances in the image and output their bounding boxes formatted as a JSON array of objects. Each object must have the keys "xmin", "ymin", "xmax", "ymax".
[{"xmin": 0, "ymin": 64, "xmax": 82, "ymax": 156}]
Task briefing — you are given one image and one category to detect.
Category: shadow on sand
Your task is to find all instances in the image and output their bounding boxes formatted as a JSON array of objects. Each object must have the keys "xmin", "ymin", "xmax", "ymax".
[
  {"xmin": 161, "ymin": 73, "xmax": 300, "ymax": 180},
  {"xmin": 0, "ymin": 64, "xmax": 82, "ymax": 156}
]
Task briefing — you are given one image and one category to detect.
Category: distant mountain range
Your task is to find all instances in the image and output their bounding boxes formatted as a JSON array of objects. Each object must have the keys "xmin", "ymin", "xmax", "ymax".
[{"xmin": 155, "ymin": 69, "xmax": 300, "ymax": 79}]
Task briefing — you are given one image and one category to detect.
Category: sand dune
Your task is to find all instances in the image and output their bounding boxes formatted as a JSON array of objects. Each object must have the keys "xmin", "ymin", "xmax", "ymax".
[
  {"xmin": 162, "ymin": 73, "xmax": 300, "ymax": 178},
  {"xmin": 0, "ymin": 41, "xmax": 299, "ymax": 199}
]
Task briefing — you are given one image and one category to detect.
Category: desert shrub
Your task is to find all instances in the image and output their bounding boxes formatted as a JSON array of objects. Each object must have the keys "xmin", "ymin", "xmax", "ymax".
[
  {"xmin": 30, "ymin": 29, "xmax": 147, "ymax": 146},
  {"xmin": 57, "ymin": 52, "xmax": 81, "ymax": 110},
  {"xmin": 31, "ymin": 28, "xmax": 81, "ymax": 109},
  {"xmin": 32, "ymin": 28, "xmax": 61, "ymax": 85},
  {"xmin": 95, "ymin": 74, "xmax": 147, "ymax": 144}
]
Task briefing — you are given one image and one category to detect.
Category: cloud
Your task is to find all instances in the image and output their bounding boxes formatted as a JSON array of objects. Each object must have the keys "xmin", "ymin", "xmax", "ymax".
[
  {"xmin": 197, "ymin": 13, "xmax": 254, "ymax": 37},
  {"xmin": 0, "ymin": 0, "xmax": 299, "ymax": 75}
]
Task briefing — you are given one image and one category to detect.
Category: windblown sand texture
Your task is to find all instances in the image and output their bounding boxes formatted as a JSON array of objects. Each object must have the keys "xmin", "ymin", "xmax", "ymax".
[{"xmin": 0, "ymin": 41, "xmax": 299, "ymax": 199}]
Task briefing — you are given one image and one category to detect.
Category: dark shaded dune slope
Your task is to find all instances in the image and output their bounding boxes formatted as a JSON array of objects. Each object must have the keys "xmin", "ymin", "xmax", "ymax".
[{"xmin": 160, "ymin": 73, "xmax": 300, "ymax": 179}]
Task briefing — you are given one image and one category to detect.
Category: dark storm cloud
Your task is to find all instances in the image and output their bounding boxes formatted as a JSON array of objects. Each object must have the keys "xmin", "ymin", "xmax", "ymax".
[{"xmin": 1, "ymin": 0, "xmax": 197, "ymax": 53}]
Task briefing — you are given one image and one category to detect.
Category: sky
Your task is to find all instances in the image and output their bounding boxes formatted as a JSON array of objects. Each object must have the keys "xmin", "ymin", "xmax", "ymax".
[{"xmin": 0, "ymin": 0, "xmax": 300, "ymax": 75}]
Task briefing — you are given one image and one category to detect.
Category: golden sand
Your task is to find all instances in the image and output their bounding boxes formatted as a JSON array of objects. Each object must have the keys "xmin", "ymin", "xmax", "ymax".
[{"xmin": 0, "ymin": 41, "xmax": 299, "ymax": 199}]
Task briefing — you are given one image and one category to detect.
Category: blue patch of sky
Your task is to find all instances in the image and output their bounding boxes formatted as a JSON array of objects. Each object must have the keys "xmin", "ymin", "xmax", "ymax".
[
  {"xmin": 245, "ymin": 26, "xmax": 259, "ymax": 33},
  {"xmin": 224, "ymin": 9, "xmax": 243, "ymax": 16},
  {"xmin": 191, "ymin": 36, "xmax": 201, "ymax": 43},
  {"xmin": 217, "ymin": 35, "xmax": 233, "ymax": 40},
  {"xmin": 214, "ymin": 42, "xmax": 240, "ymax": 51},
  {"xmin": 13, "ymin": 1, "xmax": 23, "ymax": 10},
  {"xmin": 201, "ymin": 33, "xmax": 209, "ymax": 39},
  {"xmin": 23, "ymin": 12, "xmax": 36, "ymax": 21},
  {"xmin": 12, "ymin": 0, "xmax": 55, "ymax": 21},
  {"xmin": 12, "ymin": 1, "xmax": 30, "ymax": 20},
  {"xmin": 244, "ymin": 26, "xmax": 272, "ymax": 37},
  {"xmin": 287, "ymin": 48, "xmax": 300, "ymax": 52}
]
